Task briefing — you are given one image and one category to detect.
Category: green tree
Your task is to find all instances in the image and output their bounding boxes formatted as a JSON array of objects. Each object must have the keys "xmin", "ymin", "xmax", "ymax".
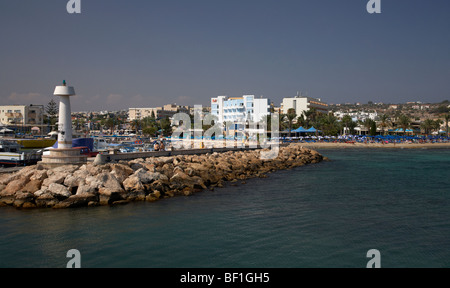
[
  {"xmin": 160, "ymin": 117, "xmax": 172, "ymax": 136},
  {"xmin": 370, "ymin": 120, "xmax": 377, "ymax": 136},
  {"xmin": 398, "ymin": 114, "xmax": 411, "ymax": 134},
  {"xmin": 142, "ymin": 125, "xmax": 158, "ymax": 137},
  {"xmin": 284, "ymin": 108, "xmax": 297, "ymax": 137},
  {"xmin": 378, "ymin": 114, "xmax": 390, "ymax": 135},
  {"xmin": 318, "ymin": 113, "xmax": 340, "ymax": 136},
  {"xmin": 432, "ymin": 119, "xmax": 443, "ymax": 134},
  {"xmin": 341, "ymin": 115, "xmax": 355, "ymax": 135},
  {"xmin": 104, "ymin": 117, "xmax": 116, "ymax": 134},
  {"xmin": 444, "ymin": 114, "xmax": 450, "ymax": 137},
  {"xmin": 362, "ymin": 118, "xmax": 375, "ymax": 135},
  {"xmin": 45, "ymin": 98, "xmax": 59, "ymax": 130},
  {"xmin": 130, "ymin": 119, "xmax": 141, "ymax": 133}
]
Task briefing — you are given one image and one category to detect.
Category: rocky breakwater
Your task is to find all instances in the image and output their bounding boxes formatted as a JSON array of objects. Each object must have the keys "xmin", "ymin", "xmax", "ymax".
[{"xmin": 0, "ymin": 144, "xmax": 325, "ymax": 209}]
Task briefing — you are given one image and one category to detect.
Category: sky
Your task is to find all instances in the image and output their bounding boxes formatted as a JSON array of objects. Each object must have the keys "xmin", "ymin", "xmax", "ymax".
[{"xmin": 1, "ymin": 0, "xmax": 450, "ymax": 111}]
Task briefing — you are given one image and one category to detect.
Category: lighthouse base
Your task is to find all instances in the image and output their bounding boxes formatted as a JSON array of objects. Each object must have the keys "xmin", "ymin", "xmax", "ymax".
[{"xmin": 39, "ymin": 148, "xmax": 88, "ymax": 168}]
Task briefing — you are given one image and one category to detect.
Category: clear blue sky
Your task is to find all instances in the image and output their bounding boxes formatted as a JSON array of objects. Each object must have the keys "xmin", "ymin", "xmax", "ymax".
[{"xmin": 1, "ymin": 0, "xmax": 449, "ymax": 111}]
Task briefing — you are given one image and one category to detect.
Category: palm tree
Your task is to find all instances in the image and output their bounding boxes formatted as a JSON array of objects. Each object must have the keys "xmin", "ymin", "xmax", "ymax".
[
  {"xmin": 421, "ymin": 119, "xmax": 434, "ymax": 136},
  {"xmin": 341, "ymin": 115, "xmax": 354, "ymax": 135},
  {"xmin": 104, "ymin": 117, "xmax": 116, "ymax": 135},
  {"xmin": 362, "ymin": 118, "xmax": 375, "ymax": 135},
  {"xmin": 284, "ymin": 108, "xmax": 297, "ymax": 137},
  {"xmin": 444, "ymin": 114, "xmax": 450, "ymax": 137},
  {"xmin": 304, "ymin": 107, "xmax": 321, "ymax": 128},
  {"xmin": 130, "ymin": 119, "xmax": 141, "ymax": 133},
  {"xmin": 397, "ymin": 114, "xmax": 411, "ymax": 135},
  {"xmin": 319, "ymin": 113, "xmax": 339, "ymax": 136},
  {"xmin": 432, "ymin": 119, "xmax": 443, "ymax": 135},
  {"xmin": 378, "ymin": 114, "xmax": 390, "ymax": 135}
]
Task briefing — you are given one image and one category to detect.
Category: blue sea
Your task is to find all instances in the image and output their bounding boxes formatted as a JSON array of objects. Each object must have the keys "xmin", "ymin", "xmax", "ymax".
[{"xmin": 0, "ymin": 148, "xmax": 449, "ymax": 268}]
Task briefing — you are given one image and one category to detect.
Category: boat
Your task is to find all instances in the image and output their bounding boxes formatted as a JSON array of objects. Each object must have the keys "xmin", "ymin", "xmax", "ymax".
[
  {"xmin": 0, "ymin": 139, "xmax": 41, "ymax": 166},
  {"xmin": 15, "ymin": 138, "xmax": 57, "ymax": 148}
]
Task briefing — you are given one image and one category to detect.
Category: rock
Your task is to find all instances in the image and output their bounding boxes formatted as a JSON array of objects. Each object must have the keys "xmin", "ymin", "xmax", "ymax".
[
  {"xmin": 30, "ymin": 170, "xmax": 48, "ymax": 181},
  {"xmin": 85, "ymin": 175, "xmax": 103, "ymax": 190},
  {"xmin": 110, "ymin": 164, "xmax": 134, "ymax": 182},
  {"xmin": 130, "ymin": 162, "xmax": 144, "ymax": 171},
  {"xmin": 53, "ymin": 194, "xmax": 97, "ymax": 209},
  {"xmin": 96, "ymin": 172, "xmax": 124, "ymax": 192},
  {"xmin": 42, "ymin": 171, "xmax": 69, "ymax": 187},
  {"xmin": 156, "ymin": 157, "xmax": 173, "ymax": 164},
  {"xmin": 33, "ymin": 188, "xmax": 48, "ymax": 198},
  {"xmin": 47, "ymin": 165, "xmax": 79, "ymax": 177},
  {"xmin": 123, "ymin": 175, "xmax": 145, "ymax": 193},
  {"xmin": 64, "ymin": 174, "xmax": 86, "ymax": 189},
  {"xmin": 47, "ymin": 183, "xmax": 71, "ymax": 199},
  {"xmin": 22, "ymin": 202, "xmax": 37, "ymax": 209},
  {"xmin": 96, "ymin": 171, "xmax": 126, "ymax": 205},
  {"xmin": 13, "ymin": 192, "xmax": 35, "ymax": 208},
  {"xmin": 1, "ymin": 177, "xmax": 30, "ymax": 197},
  {"xmin": 21, "ymin": 179, "xmax": 42, "ymax": 194},
  {"xmin": 98, "ymin": 188, "xmax": 124, "ymax": 205},
  {"xmin": 111, "ymin": 200, "xmax": 130, "ymax": 206},
  {"xmin": 36, "ymin": 192, "xmax": 59, "ymax": 208},
  {"xmin": 145, "ymin": 190, "xmax": 161, "ymax": 202},
  {"xmin": 86, "ymin": 164, "xmax": 103, "ymax": 176},
  {"xmin": 134, "ymin": 168, "xmax": 168, "ymax": 184},
  {"xmin": 76, "ymin": 184, "xmax": 98, "ymax": 196}
]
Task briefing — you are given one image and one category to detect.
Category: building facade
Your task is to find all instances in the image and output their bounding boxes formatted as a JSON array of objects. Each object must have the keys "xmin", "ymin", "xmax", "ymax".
[
  {"xmin": 211, "ymin": 95, "xmax": 270, "ymax": 124},
  {"xmin": 281, "ymin": 95, "xmax": 329, "ymax": 115},
  {"xmin": 0, "ymin": 104, "xmax": 44, "ymax": 127},
  {"xmin": 128, "ymin": 104, "xmax": 190, "ymax": 121}
]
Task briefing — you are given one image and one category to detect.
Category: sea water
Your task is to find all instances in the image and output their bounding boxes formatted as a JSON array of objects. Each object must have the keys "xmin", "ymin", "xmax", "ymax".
[{"xmin": 0, "ymin": 148, "xmax": 449, "ymax": 268}]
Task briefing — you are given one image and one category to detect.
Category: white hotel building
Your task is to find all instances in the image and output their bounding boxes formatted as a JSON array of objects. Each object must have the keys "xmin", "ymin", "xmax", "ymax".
[
  {"xmin": 281, "ymin": 95, "xmax": 329, "ymax": 115},
  {"xmin": 211, "ymin": 95, "xmax": 270, "ymax": 124}
]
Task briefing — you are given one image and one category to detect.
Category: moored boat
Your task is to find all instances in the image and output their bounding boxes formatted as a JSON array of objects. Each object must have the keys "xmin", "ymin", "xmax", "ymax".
[
  {"xmin": 0, "ymin": 139, "xmax": 41, "ymax": 166},
  {"xmin": 15, "ymin": 138, "xmax": 57, "ymax": 148}
]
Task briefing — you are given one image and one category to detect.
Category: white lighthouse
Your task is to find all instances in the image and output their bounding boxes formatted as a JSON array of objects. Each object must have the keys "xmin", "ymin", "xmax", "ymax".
[
  {"xmin": 54, "ymin": 80, "xmax": 75, "ymax": 149},
  {"xmin": 40, "ymin": 80, "xmax": 87, "ymax": 167}
]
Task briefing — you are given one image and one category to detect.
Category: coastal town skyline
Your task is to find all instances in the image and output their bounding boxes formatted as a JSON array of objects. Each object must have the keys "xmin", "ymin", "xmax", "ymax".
[{"xmin": 1, "ymin": 1, "xmax": 450, "ymax": 111}]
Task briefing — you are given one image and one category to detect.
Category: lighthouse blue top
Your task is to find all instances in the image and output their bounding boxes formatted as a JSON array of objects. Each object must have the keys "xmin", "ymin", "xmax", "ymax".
[{"xmin": 54, "ymin": 81, "xmax": 75, "ymax": 96}]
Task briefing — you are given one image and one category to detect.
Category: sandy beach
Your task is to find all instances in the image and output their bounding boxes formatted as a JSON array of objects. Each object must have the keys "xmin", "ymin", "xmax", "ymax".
[{"xmin": 298, "ymin": 142, "xmax": 450, "ymax": 150}]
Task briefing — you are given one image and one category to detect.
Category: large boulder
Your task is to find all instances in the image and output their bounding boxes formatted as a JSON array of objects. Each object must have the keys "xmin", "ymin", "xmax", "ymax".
[
  {"xmin": 1, "ymin": 177, "xmax": 30, "ymax": 198},
  {"xmin": 110, "ymin": 164, "xmax": 134, "ymax": 183},
  {"xmin": 47, "ymin": 183, "xmax": 71, "ymax": 199},
  {"xmin": 96, "ymin": 172, "xmax": 125, "ymax": 205},
  {"xmin": 21, "ymin": 179, "xmax": 43, "ymax": 194},
  {"xmin": 13, "ymin": 192, "xmax": 35, "ymax": 208},
  {"xmin": 123, "ymin": 175, "xmax": 145, "ymax": 193},
  {"xmin": 35, "ymin": 192, "xmax": 59, "ymax": 208},
  {"xmin": 96, "ymin": 172, "xmax": 124, "ymax": 192},
  {"xmin": 42, "ymin": 171, "xmax": 69, "ymax": 187},
  {"xmin": 47, "ymin": 165, "xmax": 79, "ymax": 177},
  {"xmin": 134, "ymin": 168, "xmax": 168, "ymax": 184},
  {"xmin": 30, "ymin": 170, "xmax": 48, "ymax": 181},
  {"xmin": 53, "ymin": 194, "xmax": 98, "ymax": 209}
]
